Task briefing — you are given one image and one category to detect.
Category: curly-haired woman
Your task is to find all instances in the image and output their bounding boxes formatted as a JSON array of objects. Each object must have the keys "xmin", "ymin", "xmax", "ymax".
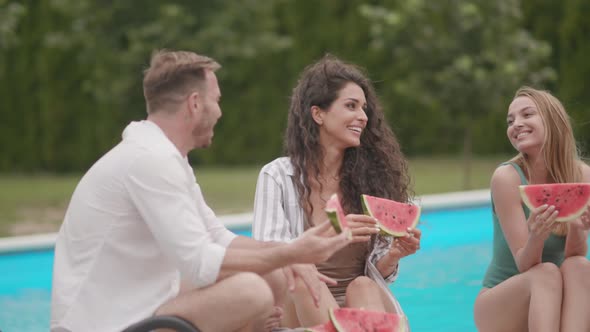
[{"xmin": 252, "ymin": 55, "xmax": 420, "ymax": 329}]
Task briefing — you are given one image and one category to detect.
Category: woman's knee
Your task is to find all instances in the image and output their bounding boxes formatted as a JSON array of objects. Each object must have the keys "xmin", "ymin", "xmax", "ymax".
[
  {"xmin": 561, "ymin": 256, "xmax": 590, "ymax": 286},
  {"xmin": 346, "ymin": 276, "xmax": 379, "ymax": 296},
  {"xmin": 529, "ymin": 262, "xmax": 562, "ymax": 287},
  {"xmin": 560, "ymin": 256, "xmax": 590, "ymax": 274}
]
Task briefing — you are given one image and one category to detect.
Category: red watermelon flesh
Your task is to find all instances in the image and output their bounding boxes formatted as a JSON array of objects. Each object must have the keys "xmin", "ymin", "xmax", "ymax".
[
  {"xmin": 519, "ymin": 183, "xmax": 590, "ymax": 222},
  {"xmin": 325, "ymin": 193, "xmax": 349, "ymax": 234},
  {"xmin": 304, "ymin": 321, "xmax": 338, "ymax": 332},
  {"xmin": 329, "ymin": 307, "xmax": 407, "ymax": 332},
  {"xmin": 361, "ymin": 194, "xmax": 420, "ymax": 237}
]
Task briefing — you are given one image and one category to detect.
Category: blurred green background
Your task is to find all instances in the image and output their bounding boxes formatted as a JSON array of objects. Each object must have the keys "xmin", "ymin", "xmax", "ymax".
[{"xmin": 1, "ymin": 0, "xmax": 589, "ymax": 237}]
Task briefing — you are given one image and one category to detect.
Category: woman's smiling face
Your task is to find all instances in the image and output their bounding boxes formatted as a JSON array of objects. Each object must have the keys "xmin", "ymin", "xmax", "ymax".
[
  {"xmin": 314, "ymin": 82, "xmax": 368, "ymax": 150},
  {"xmin": 507, "ymin": 96, "xmax": 545, "ymax": 154}
]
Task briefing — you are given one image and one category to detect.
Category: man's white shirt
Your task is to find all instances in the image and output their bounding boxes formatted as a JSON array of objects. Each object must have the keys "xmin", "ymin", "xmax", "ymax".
[{"xmin": 50, "ymin": 120, "xmax": 236, "ymax": 332}]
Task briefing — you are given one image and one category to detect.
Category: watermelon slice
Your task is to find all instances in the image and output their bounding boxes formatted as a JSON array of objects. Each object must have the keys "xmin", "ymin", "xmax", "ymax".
[
  {"xmin": 325, "ymin": 193, "xmax": 349, "ymax": 234},
  {"xmin": 361, "ymin": 194, "xmax": 420, "ymax": 237},
  {"xmin": 329, "ymin": 307, "xmax": 407, "ymax": 332},
  {"xmin": 304, "ymin": 321, "xmax": 338, "ymax": 332},
  {"xmin": 519, "ymin": 183, "xmax": 590, "ymax": 222}
]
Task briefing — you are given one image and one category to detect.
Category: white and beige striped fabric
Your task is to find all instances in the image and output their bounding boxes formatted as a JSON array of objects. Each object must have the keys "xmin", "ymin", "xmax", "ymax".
[{"xmin": 252, "ymin": 157, "xmax": 408, "ymax": 322}]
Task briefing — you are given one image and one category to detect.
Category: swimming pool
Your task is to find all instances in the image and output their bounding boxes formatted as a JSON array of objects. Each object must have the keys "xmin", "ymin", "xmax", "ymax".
[{"xmin": 1, "ymin": 192, "xmax": 584, "ymax": 332}]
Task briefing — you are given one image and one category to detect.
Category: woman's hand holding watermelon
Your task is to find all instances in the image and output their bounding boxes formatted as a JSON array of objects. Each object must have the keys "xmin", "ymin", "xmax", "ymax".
[
  {"xmin": 387, "ymin": 228, "xmax": 422, "ymax": 260},
  {"xmin": 344, "ymin": 214, "xmax": 381, "ymax": 243},
  {"xmin": 569, "ymin": 205, "xmax": 590, "ymax": 232},
  {"xmin": 580, "ymin": 206, "xmax": 590, "ymax": 230},
  {"xmin": 564, "ymin": 205, "xmax": 590, "ymax": 258},
  {"xmin": 527, "ymin": 204, "xmax": 559, "ymax": 241}
]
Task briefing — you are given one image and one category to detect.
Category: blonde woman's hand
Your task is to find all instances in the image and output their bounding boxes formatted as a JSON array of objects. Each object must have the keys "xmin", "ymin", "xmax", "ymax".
[
  {"xmin": 527, "ymin": 204, "xmax": 559, "ymax": 241},
  {"xmin": 345, "ymin": 214, "xmax": 380, "ymax": 243},
  {"xmin": 569, "ymin": 205, "xmax": 590, "ymax": 232},
  {"xmin": 388, "ymin": 228, "xmax": 421, "ymax": 260}
]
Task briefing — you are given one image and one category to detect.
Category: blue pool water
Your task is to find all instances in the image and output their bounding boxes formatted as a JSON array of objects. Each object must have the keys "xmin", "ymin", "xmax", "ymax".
[{"xmin": 0, "ymin": 205, "xmax": 505, "ymax": 331}]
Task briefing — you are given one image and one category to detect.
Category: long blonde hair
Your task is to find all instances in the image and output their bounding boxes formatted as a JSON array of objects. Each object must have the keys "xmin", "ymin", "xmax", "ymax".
[{"xmin": 509, "ymin": 86, "xmax": 582, "ymax": 235}]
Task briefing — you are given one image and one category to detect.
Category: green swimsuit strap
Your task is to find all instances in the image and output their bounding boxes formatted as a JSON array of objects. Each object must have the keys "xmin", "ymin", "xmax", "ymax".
[
  {"xmin": 504, "ymin": 161, "xmax": 528, "ymax": 185},
  {"xmin": 503, "ymin": 161, "xmax": 530, "ymax": 216}
]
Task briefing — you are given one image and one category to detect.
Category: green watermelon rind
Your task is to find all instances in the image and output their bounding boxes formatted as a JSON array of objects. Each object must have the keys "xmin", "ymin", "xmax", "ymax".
[
  {"xmin": 324, "ymin": 194, "xmax": 352, "ymax": 240},
  {"xmin": 328, "ymin": 307, "xmax": 408, "ymax": 332},
  {"xmin": 326, "ymin": 209, "xmax": 343, "ymax": 233},
  {"xmin": 361, "ymin": 194, "xmax": 421, "ymax": 237},
  {"xmin": 303, "ymin": 322, "xmax": 336, "ymax": 332},
  {"xmin": 325, "ymin": 193, "xmax": 344, "ymax": 233},
  {"xmin": 518, "ymin": 184, "xmax": 590, "ymax": 222},
  {"xmin": 398, "ymin": 315, "xmax": 408, "ymax": 332},
  {"xmin": 328, "ymin": 308, "xmax": 343, "ymax": 332}
]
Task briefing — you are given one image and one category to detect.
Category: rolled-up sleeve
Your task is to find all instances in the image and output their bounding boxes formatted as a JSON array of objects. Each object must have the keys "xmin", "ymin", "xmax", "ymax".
[
  {"xmin": 252, "ymin": 167, "xmax": 293, "ymax": 243},
  {"xmin": 368, "ymin": 235, "xmax": 399, "ymax": 284},
  {"xmin": 197, "ymin": 188, "xmax": 237, "ymax": 247},
  {"xmin": 125, "ymin": 153, "xmax": 226, "ymax": 288}
]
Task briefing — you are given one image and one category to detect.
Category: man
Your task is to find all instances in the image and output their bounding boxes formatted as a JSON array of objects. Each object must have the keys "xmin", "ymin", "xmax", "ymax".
[{"xmin": 50, "ymin": 50, "xmax": 350, "ymax": 332}]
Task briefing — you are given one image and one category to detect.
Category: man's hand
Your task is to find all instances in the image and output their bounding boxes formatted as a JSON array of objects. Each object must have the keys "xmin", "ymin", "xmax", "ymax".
[{"xmin": 289, "ymin": 220, "xmax": 352, "ymax": 264}]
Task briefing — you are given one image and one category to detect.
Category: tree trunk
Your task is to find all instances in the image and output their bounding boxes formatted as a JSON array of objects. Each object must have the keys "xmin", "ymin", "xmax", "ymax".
[{"xmin": 462, "ymin": 126, "xmax": 472, "ymax": 190}]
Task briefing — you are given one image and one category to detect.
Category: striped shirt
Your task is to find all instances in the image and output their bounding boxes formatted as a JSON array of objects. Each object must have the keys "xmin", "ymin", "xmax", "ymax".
[{"xmin": 252, "ymin": 157, "xmax": 399, "ymax": 284}]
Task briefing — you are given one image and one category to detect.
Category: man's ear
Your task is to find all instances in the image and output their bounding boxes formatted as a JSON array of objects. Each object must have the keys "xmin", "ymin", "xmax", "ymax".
[
  {"xmin": 310, "ymin": 106, "xmax": 324, "ymax": 125},
  {"xmin": 188, "ymin": 91, "xmax": 200, "ymax": 114}
]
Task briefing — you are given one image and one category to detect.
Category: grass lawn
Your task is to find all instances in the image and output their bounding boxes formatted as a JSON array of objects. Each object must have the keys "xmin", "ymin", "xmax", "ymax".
[{"xmin": 0, "ymin": 156, "xmax": 508, "ymax": 237}]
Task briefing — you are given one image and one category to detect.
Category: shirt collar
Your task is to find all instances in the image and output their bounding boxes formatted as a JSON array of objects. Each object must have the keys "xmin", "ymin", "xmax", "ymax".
[
  {"xmin": 122, "ymin": 120, "xmax": 185, "ymax": 160},
  {"xmin": 284, "ymin": 157, "xmax": 295, "ymax": 176}
]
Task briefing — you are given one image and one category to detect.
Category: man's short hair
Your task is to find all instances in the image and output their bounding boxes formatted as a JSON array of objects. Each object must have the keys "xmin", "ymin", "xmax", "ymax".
[{"xmin": 143, "ymin": 50, "xmax": 221, "ymax": 114}]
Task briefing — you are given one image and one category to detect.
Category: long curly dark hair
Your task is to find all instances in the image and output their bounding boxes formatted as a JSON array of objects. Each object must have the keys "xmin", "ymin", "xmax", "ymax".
[{"xmin": 285, "ymin": 54, "xmax": 412, "ymax": 216}]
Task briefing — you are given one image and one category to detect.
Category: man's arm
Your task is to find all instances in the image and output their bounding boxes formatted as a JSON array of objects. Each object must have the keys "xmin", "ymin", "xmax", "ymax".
[
  {"xmin": 229, "ymin": 235, "xmax": 283, "ymax": 249},
  {"xmin": 217, "ymin": 221, "xmax": 350, "ymax": 280},
  {"xmin": 126, "ymin": 154, "xmax": 349, "ymax": 290},
  {"xmin": 126, "ymin": 154, "xmax": 236, "ymax": 289}
]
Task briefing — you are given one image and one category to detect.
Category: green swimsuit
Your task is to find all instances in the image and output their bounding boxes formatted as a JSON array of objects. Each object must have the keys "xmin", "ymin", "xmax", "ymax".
[{"xmin": 482, "ymin": 162, "xmax": 566, "ymax": 288}]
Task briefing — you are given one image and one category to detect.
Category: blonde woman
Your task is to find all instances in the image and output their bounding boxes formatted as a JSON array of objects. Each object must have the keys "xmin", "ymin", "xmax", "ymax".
[{"xmin": 474, "ymin": 87, "xmax": 590, "ymax": 331}]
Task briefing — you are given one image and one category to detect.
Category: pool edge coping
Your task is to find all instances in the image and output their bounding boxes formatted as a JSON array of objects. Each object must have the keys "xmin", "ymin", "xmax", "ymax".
[{"xmin": 0, "ymin": 189, "xmax": 490, "ymax": 254}]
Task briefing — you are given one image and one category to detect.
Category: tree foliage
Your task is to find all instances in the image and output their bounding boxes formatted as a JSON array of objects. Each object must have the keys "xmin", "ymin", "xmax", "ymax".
[
  {"xmin": 0, "ymin": 0, "xmax": 585, "ymax": 173},
  {"xmin": 359, "ymin": 0, "xmax": 555, "ymax": 187}
]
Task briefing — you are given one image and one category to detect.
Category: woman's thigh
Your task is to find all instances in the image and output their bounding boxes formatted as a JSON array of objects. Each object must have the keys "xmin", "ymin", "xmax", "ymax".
[{"xmin": 474, "ymin": 263, "xmax": 561, "ymax": 332}]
